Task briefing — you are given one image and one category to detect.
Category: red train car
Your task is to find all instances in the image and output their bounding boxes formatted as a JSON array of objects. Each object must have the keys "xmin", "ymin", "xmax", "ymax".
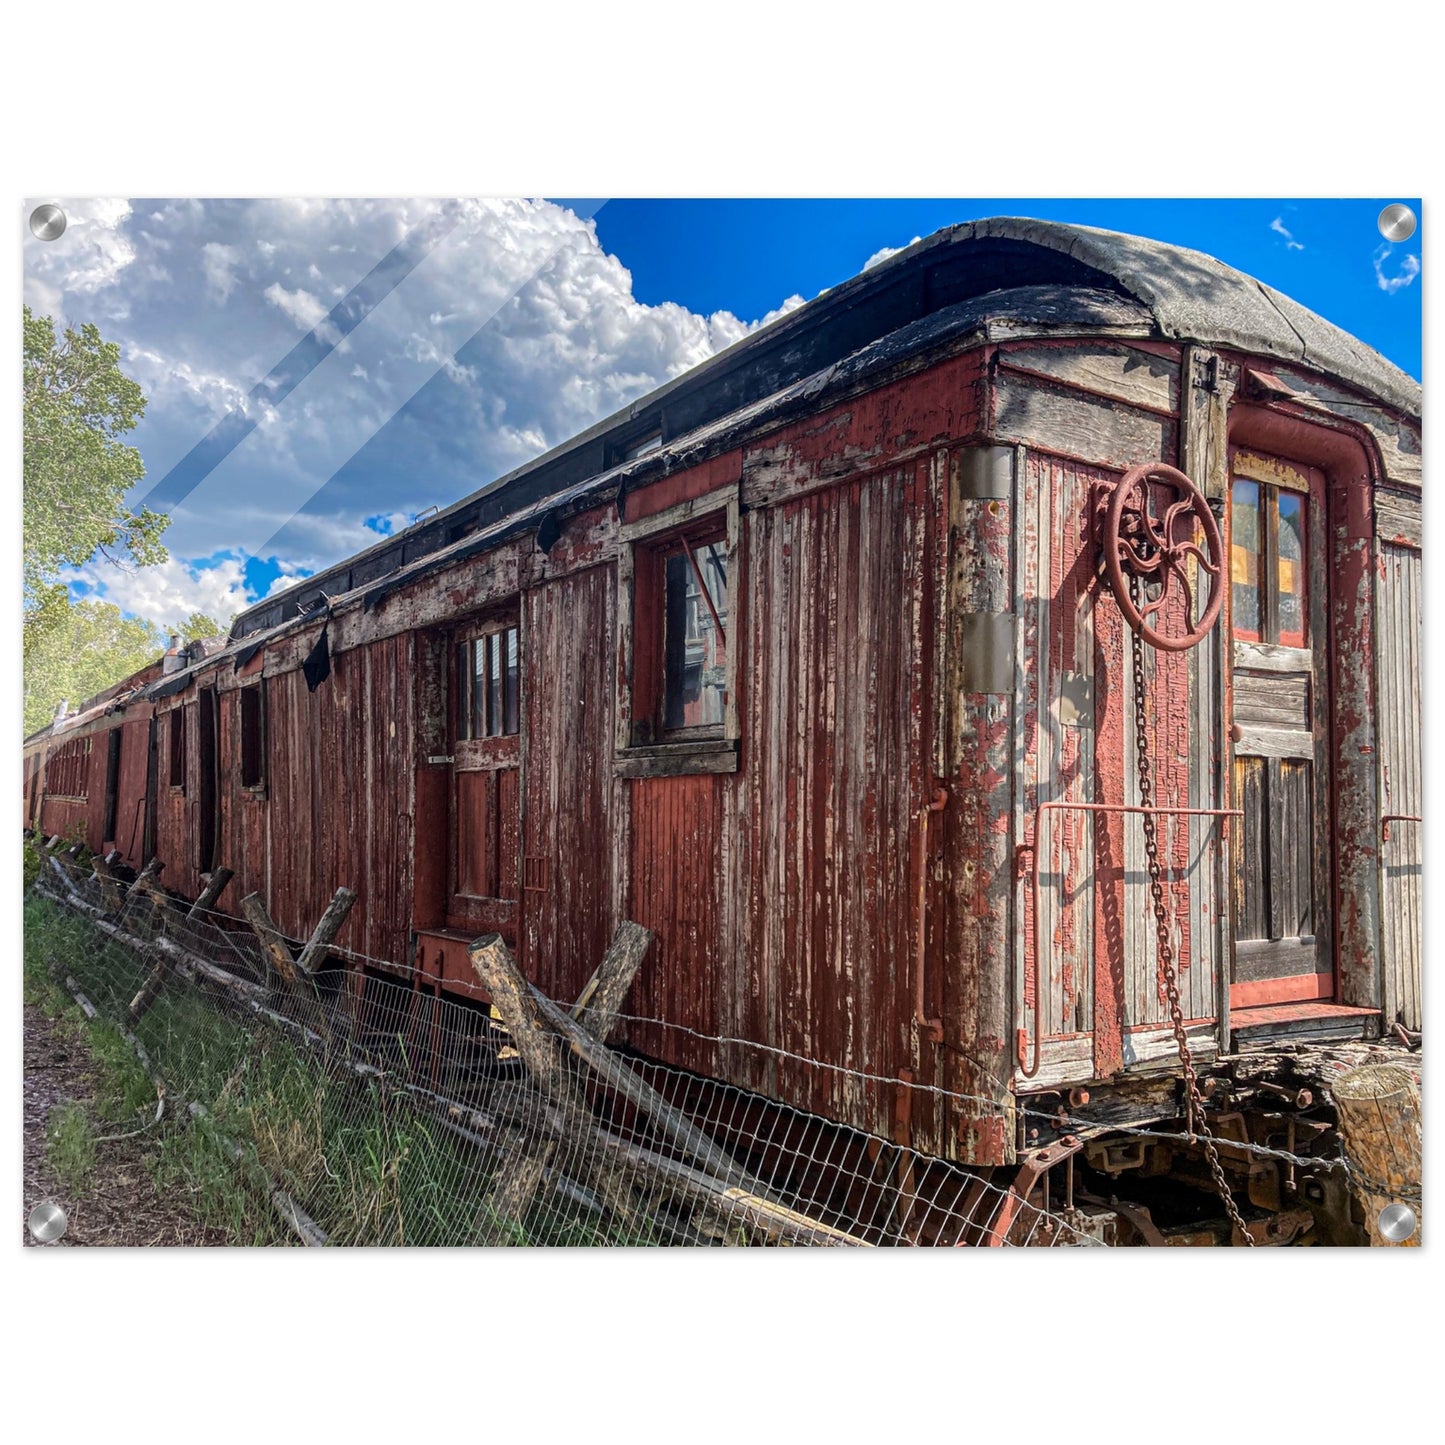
[{"xmin": 25, "ymin": 220, "xmax": 1422, "ymax": 1238}]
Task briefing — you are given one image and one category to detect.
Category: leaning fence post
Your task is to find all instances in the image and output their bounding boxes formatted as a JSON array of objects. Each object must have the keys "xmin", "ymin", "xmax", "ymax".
[
  {"xmin": 295, "ymin": 887, "xmax": 357, "ymax": 976},
  {"xmin": 1333, "ymin": 1063, "xmax": 1422, "ymax": 1247},
  {"xmin": 127, "ymin": 863, "xmax": 237, "ymax": 1026},
  {"xmin": 91, "ymin": 851, "xmax": 125, "ymax": 912},
  {"xmin": 240, "ymin": 891, "xmax": 335, "ymax": 1043},
  {"xmin": 240, "ymin": 892, "xmax": 300, "ymax": 982},
  {"xmin": 125, "ymin": 857, "xmax": 165, "ymax": 904},
  {"xmin": 187, "ymin": 867, "xmax": 235, "ymax": 923}
]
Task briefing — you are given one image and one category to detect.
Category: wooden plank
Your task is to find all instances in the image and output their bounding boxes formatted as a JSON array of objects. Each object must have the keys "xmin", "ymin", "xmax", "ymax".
[
  {"xmin": 1375, "ymin": 488, "xmax": 1422, "ymax": 549},
  {"xmin": 185, "ymin": 867, "xmax": 235, "ymax": 922},
  {"xmin": 1180, "ymin": 348, "xmax": 1238, "ymax": 501},
  {"xmin": 1232, "ymin": 725, "xmax": 1315, "ymax": 761},
  {"xmin": 1233, "ymin": 936, "xmax": 1318, "ymax": 981},
  {"xmin": 992, "ymin": 372, "xmax": 1175, "ymax": 472},
  {"xmin": 1235, "ymin": 756, "xmax": 1266, "ymax": 941},
  {"xmin": 1232, "ymin": 640, "xmax": 1311, "ymax": 675},
  {"xmin": 1231, "ymin": 672, "xmax": 1309, "ymax": 730},
  {"xmin": 997, "ymin": 342, "xmax": 1180, "ymax": 415}
]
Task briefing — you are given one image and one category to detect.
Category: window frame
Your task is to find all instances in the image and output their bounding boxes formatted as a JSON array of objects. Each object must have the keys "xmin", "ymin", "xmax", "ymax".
[
  {"xmin": 1230, "ymin": 469, "xmax": 1311, "ymax": 650},
  {"xmin": 451, "ymin": 613, "xmax": 522, "ymax": 762},
  {"xmin": 615, "ymin": 487, "xmax": 741, "ymax": 778},
  {"xmin": 168, "ymin": 707, "xmax": 187, "ymax": 792},
  {"xmin": 238, "ymin": 682, "xmax": 267, "ymax": 793}
]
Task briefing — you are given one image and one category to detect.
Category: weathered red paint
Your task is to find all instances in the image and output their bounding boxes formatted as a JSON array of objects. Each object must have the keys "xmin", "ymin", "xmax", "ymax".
[{"xmin": 23, "ymin": 319, "xmax": 1415, "ymax": 1175}]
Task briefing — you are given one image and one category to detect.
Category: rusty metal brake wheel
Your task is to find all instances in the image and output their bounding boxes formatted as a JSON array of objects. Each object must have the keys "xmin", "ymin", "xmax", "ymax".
[{"xmin": 1103, "ymin": 463, "xmax": 1224, "ymax": 652}]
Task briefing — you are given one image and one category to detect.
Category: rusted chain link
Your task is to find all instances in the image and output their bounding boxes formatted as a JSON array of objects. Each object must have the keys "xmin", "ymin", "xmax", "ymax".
[{"xmin": 1130, "ymin": 574, "xmax": 1255, "ymax": 1246}]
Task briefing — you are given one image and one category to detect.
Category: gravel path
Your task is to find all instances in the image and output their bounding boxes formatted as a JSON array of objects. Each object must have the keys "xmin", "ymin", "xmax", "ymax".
[{"xmin": 23, "ymin": 1002, "xmax": 231, "ymax": 1247}]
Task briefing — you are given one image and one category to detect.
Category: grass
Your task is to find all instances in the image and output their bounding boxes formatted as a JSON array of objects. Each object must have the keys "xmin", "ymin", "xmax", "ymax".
[
  {"xmin": 47, "ymin": 1102, "xmax": 96, "ymax": 1192},
  {"xmin": 25, "ymin": 882, "xmax": 664, "ymax": 1247}
]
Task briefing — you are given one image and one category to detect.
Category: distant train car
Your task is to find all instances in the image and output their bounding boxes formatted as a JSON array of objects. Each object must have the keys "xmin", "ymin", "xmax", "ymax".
[{"xmin": 25, "ymin": 220, "xmax": 1422, "ymax": 1238}]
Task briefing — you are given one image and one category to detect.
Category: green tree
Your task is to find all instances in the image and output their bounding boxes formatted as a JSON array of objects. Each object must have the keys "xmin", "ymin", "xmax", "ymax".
[
  {"xmin": 24, "ymin": 305, "xmax": 172, "ymax": 728},
  {"xmin": 23, "ymin": 305, "xmax": 168, "ymax": 611},
  {"xmin": 22, "ymin": 597, "xmax": 168, "ymax": 737},
  {"xmin": 179, "ymin": 611, "xmax": 224, "ymax": 642}
]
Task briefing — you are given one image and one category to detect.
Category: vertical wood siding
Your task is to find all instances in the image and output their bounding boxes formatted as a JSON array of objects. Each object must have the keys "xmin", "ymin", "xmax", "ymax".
[
  {"xmin": 521, "ymin": 564, "xmax": 617, "ymax": 1004},
  {"xmin": 1016, "ymin": 451, "xmax": 1218, "ymax": 1086},
  {"xmin": 1376, "ymin": 542, "xmax": 1422, "ymax": 1029}
]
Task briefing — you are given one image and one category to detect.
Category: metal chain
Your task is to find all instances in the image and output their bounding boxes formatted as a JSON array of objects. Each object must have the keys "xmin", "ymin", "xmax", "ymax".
[{"xmin": 1129, "ymin": 573, "xmax": 1255, "ymax": 1246}]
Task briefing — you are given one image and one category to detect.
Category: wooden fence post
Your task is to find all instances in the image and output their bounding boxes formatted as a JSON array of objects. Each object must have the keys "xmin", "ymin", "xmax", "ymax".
[
  {"xmin": 469, "ymin": 926, "xmax": 655, "ymax": 1241},
  {"xmin": 240, "ymin": 891, "xmax": 336, "ymax": 1043},
  {"xmin": 295, "ymin": 887, "xmax": 357, "ymax": 976},
  {"xmin": 186, "ymin": 867, "xmax": 235, "ymax": 923},
  {"xmin": 91, "ymin": 852, "xmax": 125, "ymax": 912},
  {"xmin": 1333, "ymin": 1063, "xmax": 1422, "ymax": 1247}
]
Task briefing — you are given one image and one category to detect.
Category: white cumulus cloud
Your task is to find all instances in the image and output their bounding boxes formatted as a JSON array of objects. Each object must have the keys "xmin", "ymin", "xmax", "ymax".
[{"xmin": 1373, "ymin": 244, "xmax": 1421, "ymax": 293}]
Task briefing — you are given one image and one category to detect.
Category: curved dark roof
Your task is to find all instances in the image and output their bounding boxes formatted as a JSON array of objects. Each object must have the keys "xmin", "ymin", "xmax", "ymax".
[{"xmin": 233, "ymin": 217, "xmax": 1420, "ymax": 639}]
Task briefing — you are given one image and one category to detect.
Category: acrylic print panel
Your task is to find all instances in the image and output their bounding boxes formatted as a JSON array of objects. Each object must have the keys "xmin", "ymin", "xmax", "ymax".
[{"xmin": 22, "ymin": 199, "xmax": 1420, "ymax": 1250}]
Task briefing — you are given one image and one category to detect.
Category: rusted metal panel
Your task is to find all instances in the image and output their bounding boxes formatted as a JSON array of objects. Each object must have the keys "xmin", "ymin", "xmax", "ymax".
[{"xmin": 1376, "ymin": 543, "xmax": 1422, "ymax": 1030}]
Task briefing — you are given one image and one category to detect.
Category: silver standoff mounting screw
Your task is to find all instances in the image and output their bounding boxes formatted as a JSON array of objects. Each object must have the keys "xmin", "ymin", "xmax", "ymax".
[
  {"xmin": 1376, "ymin": 1201, "xmax": 1418, "ymax": 1243},
  {"xmin": 29, "ymin": 203, "xmax": 67, "ymax": 241},
  {"xmin": 1377, "ymin": 204, "xmax": 1417, "ymax": 243},
  {"xmin": 27, "ymin": 1199, "xmax": 69, "ymax": 1243}
]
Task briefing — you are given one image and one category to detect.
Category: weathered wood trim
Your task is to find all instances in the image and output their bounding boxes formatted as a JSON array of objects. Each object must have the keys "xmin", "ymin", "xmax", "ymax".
[
  {"xmin": 991, "ymin": 371, "xmax": 1176, "ymax": 473},
  {"xmin": 1231, "ymin": 724, "xmax": 1315, "ymax": 760},
  {"xmin": 996, "ymin": 341, "xmax": 1180, "ymax": 416},
  {"xmin": 1231, "ymin": 449, "xmax": 1314, "ymax": 494},
  {"xmin": 613, "ymin": 740, "xmax": 739, "ymax": 779},
  {"xmin": 618, "ymin": 484, "xmax": 739, "ymax": 544},
  {"xmin": 1375, "ymin": 488, "xmax": 1422, "ymax": 550},
  {"xmin": 1180, "ymin": 348, "xmax": 1237, "ymax": 500},
  {"xmin": 1259, "ymin": 365, "xmax": 1422, "ymax": 487},
  {"xmin": 1232, "ymin": 640, "xmax": 1312, "ymax": 675}
]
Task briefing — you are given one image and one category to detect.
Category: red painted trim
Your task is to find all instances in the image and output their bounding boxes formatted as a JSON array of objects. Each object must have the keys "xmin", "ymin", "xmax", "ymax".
[
  {"xmin": 1229, "ymin": 972, "xmax": 1332, "ymax": 1009},
  {"xmin": 623, "ymin": 450, "xmax": 742, "ymax": 523},
  {"xmin": 1227, "ymin": 401, "xmax": 1383, "ymax": 1013}
]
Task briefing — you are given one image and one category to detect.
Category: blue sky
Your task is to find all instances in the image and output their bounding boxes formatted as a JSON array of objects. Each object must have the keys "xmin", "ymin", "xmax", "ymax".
[{"xmin": 23, "ymin": 198, "xmax": 1421, "ymax": 631}]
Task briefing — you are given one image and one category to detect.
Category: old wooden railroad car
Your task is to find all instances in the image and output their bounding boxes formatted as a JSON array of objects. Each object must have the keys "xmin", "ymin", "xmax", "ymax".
[{"xmin": 24, "ymin": 219, "xmax": 1423, "ymax": 1237}]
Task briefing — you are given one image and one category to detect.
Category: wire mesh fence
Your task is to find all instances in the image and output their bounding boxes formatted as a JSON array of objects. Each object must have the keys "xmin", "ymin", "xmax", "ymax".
[{"xmin": 27, "ymin": 850, "xmax": 1107, "ymax": 1248}]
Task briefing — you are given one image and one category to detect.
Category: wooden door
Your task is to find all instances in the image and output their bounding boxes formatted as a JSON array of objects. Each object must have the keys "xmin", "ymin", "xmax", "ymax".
[
  {"xmin": 1228, "ymin": 453, "xmax": 1332, "ymax": 1008},
  {"xmin": 446, "ymin": 618, "xmax": 521, "ymax": 943}
]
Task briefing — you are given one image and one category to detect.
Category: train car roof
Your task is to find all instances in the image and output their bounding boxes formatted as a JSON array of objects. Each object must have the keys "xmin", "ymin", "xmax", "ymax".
[{"xmin": 228, "ymin": 217, "xmax": 1420, "ymax": 642}]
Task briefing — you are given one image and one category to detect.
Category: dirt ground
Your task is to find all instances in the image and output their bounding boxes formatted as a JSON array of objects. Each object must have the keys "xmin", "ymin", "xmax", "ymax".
[{"xmin": 23, "ymin": 1002, "xmax": 230, "ymax": 1247}]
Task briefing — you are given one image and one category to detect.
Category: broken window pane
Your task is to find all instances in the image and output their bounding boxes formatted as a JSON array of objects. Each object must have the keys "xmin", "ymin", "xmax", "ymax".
[{"xmin": 663, "ymin": 542, "xmax": 728, "ymax": 732}]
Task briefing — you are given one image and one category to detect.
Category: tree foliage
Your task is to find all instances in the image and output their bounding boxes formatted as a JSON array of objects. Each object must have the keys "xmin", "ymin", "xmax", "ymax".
[
  {"xmin": 23, "ymin": 596, "xmax": 168, "ymax": 737},
  {"xmin": 23, "ymin": 306, "xmax": 178, "ymax": 731},
  {"xmin": 23, "ymin": 305, "xmax": 168, "ymax": 604},
  {"xmin": 179, "ymin": 611, "xmax": 224, "ymax": 642}
]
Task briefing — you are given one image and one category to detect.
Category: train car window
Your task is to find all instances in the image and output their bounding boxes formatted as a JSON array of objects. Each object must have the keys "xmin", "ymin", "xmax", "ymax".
[
  {"xmin": 1231, "ymin": 478, "xmax": 1308, "ymax": 648},
  {"xmin": 168, "ymin": 708, "xmax": 186, "ymax": 789},
  {"xmin": 240, "ymin": 685, "xmax": 265, "ymax": 788},
  {"xmin": 660, "ymin": 534, "xmax": 728, "ymax": 736},
  {"xmin": 47, "ymin": 736, "xmax": 91, "ymax": 800},
  {"xmin": 457, "ymin": 624, "xmax": 520, "ymax": 740}
]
